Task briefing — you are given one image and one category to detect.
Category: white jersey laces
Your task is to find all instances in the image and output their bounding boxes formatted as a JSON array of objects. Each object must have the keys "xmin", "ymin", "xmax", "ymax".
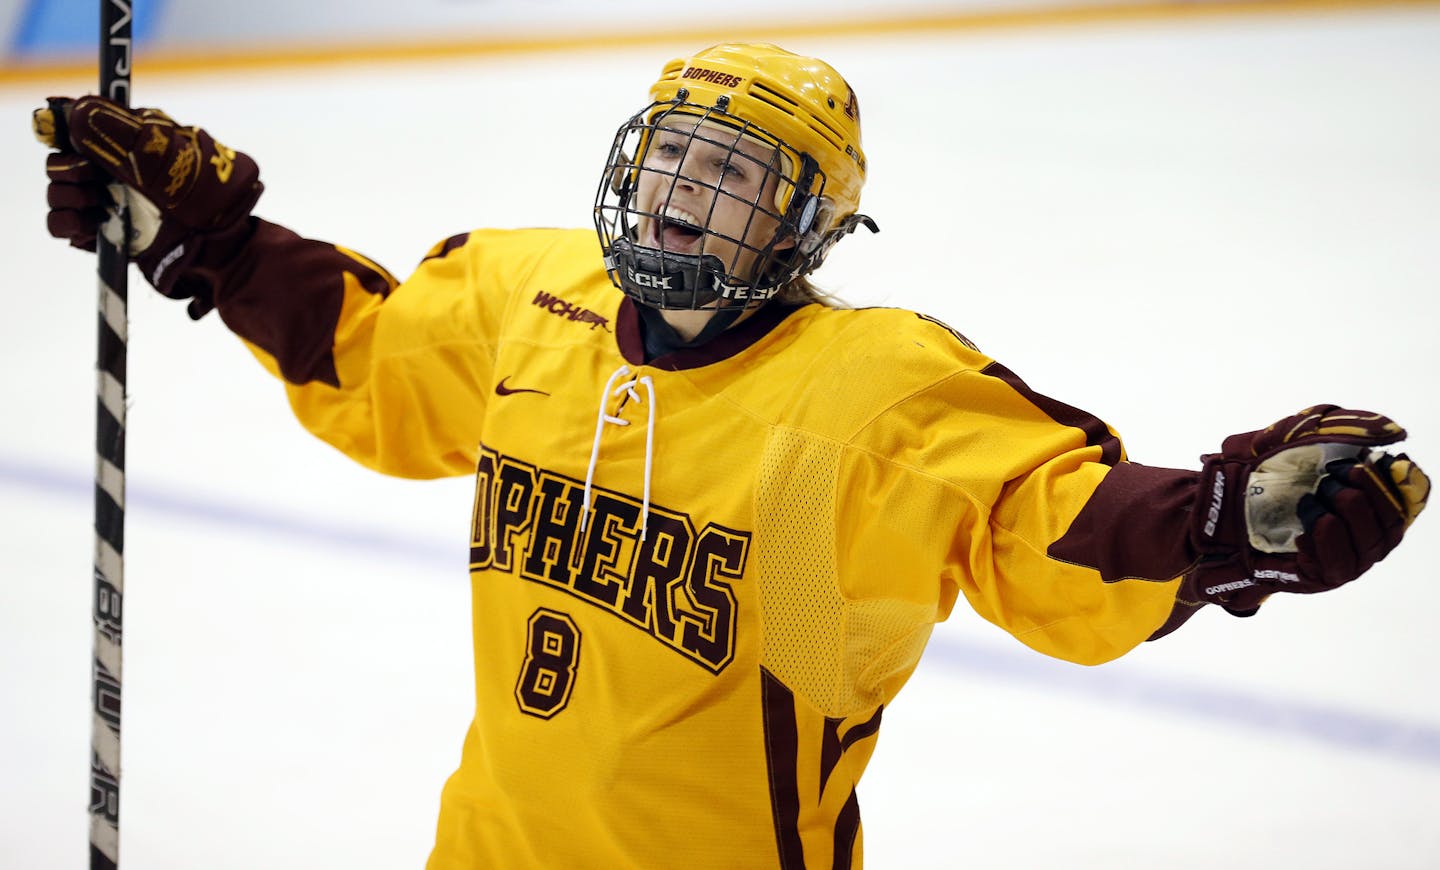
[{"xmin": 582, "ymin": 365, "xmax": 657, "ymax": 541}]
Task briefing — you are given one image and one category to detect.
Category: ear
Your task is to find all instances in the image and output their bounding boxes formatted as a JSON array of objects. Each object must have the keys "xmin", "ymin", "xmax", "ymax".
[
  {"xmin": 797, "ymin": 198, "xmax": 836, "ymax": 255},
  {"xmin": 609, "ymin": 148, "xmax": 637, "ymax": 198}
]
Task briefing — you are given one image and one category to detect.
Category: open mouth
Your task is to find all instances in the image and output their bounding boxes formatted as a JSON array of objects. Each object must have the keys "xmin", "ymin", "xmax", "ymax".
[{"xmin": 648, "ymin": 205, "xmax": 706, "ymax": 253}]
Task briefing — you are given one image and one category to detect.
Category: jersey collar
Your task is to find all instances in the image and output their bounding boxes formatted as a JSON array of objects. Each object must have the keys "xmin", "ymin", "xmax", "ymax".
[{"xmin": 616, "ymin": 297, "xmax": 807, "ymax": 371}]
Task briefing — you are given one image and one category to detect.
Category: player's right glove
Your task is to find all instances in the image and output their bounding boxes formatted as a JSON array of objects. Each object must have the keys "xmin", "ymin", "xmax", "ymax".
[
  {"xmin": 1188, "ymin": 405, "xmax": 1428, "ymax": 615},
  {"xmin": 34, "ymin": 95, "xmax": 264, "ymax": 318}
]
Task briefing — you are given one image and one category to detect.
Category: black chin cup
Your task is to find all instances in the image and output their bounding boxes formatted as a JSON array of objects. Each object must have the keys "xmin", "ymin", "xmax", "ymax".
[{"xmin": 608, "ymin": 237, "xmax": 759, "ymax": 310}]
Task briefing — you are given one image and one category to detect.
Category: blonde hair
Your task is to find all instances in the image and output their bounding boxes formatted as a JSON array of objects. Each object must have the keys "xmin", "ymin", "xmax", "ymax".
[{"xmin": 774, "ymin": 276, "xmax": 847, "ymax": 308}]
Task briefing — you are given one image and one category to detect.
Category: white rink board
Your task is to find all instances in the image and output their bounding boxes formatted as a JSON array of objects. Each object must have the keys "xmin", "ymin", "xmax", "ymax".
[
  {"xmin": 2, "ymin": 6, "xmax": 1438, "ymax": 869},
  {"xmin": 158, "ymin": 0, "xmax": 1147, "ymax": 49}
]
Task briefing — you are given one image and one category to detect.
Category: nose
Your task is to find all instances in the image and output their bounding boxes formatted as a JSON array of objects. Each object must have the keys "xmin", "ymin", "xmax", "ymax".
[{"xmin": 674, "ymin": 144, "xmax": 720, "ymax": 192}]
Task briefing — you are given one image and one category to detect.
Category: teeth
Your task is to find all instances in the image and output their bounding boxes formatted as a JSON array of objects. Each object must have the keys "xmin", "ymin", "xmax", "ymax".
[{"xmin": 660, "ymin": 205, "xmax": 702, "ymax": 228}]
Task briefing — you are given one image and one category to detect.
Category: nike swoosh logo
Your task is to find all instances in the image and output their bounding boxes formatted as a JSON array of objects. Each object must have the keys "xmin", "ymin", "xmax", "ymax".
[{"xmin": 495, "ymin": 377, "xmax": 550, "ymax": 397}]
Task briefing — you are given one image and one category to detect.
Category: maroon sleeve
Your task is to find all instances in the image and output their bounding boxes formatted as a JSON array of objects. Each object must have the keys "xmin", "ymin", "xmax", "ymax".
[
  {"xmin": 1048, "ymin": 462, "xmax": 1208, "ymax": 639},
  {"xmin": 171, "ymin": 217, "xmax": 397, "ymax": 387}
]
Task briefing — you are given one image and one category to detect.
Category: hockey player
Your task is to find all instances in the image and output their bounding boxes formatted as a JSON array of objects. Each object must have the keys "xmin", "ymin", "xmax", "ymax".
[{"xmin": 35, "ymin": 43, "xmax": 1429, "ymax": 869}]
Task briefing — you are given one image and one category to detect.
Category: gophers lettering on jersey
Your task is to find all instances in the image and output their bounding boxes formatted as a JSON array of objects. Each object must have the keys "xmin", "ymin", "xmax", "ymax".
[{"xmin": 468, "ymin": 444, "xmax": 748, "ymax": 673}]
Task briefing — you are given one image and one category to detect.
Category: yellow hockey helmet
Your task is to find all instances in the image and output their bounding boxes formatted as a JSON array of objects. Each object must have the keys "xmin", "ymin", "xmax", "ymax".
[
  {"xmin": 594, "ymin": 43, "xmax": 878, "ymax": 310},
  {"xmin": 651, "ymin": 43, "xmax": 868, "ymax": 223}
]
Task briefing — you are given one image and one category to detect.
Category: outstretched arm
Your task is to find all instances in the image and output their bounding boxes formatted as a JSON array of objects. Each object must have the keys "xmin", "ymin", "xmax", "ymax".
[
  {"xmin": 841, "ymin": 342, "xmax": 1428, "ymax": 667},
  {"xmin": 1048, "ymin": 405, "xmax": 1429, "ymax": 639},
  {"xmin": 36, "ymin": 96, "xmax": 491, "ymax": 478},
  {"xmin": 37, "ymin": 95, "xmax": 397, "ymax": 382}
]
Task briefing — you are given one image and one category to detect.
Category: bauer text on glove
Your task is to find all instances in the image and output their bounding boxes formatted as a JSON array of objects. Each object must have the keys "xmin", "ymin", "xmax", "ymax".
[{"xmin": 1187, "ymin": 405, "xmax": 1428, "ymax": 615}]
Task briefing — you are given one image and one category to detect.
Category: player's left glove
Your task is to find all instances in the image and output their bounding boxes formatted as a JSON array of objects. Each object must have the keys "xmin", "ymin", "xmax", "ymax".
[{"xmin": 1189, "ymin": 405, "xmax": 1428, "ymax": 615}]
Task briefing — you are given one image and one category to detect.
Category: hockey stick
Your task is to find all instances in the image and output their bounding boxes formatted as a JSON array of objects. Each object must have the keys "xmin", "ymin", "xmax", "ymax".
[{"xmin": 91, "ymin": 2, "xmax": 133, "ymax": 868}]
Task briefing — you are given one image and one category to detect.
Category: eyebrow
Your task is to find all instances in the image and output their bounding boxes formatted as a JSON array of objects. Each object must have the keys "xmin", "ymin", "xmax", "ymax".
[{"xmin": 653, "ymin": 125, "xmax": 776, "ymax": 165}]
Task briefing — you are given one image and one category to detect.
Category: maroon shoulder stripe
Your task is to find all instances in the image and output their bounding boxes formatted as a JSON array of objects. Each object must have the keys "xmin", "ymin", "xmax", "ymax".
[
  {"xmin": 980, "ymin": 361, "xmax": 1122, "ymax": 467},
  {"xmin": 420, "ymin": 232, "xmax": 471, "ymax": 264}
]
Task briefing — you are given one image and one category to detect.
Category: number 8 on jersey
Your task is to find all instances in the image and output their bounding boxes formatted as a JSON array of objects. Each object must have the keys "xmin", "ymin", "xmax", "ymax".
[{"xmin": 515, "ymin": 609, "xmax": 581, "ymax": 719}]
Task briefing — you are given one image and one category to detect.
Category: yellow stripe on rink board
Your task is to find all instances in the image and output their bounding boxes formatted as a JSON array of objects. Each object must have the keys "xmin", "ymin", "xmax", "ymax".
[{"xmin": 2, "ymin": 0, "xmax": 1437, "ymax": 87}]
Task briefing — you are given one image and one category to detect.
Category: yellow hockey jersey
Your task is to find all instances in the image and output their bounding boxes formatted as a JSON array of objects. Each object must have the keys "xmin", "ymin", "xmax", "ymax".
[{"xmin": 205, "ymin": 221, "xmax": 1202, "ymax": 868}]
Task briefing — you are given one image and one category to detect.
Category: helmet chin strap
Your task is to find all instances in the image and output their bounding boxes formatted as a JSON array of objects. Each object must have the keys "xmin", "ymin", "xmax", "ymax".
[
  {"xmin": 608, "ymin": 237, "xmax": 778, "ymax": 310},
  {"xmin": 608, "ymin": 237, "xmax": 727, "ymax": 308}
]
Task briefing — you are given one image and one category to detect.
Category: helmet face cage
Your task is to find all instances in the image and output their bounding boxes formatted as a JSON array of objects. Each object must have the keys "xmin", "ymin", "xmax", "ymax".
[{"xmin": 594, "ymin": 93, "xmax": 826, "ymax": 311}]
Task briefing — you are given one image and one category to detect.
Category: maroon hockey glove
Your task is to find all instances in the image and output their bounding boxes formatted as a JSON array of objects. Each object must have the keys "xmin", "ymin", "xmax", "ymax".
[
  {"xmin": 42, "ymin": 147, "xmax": 107, "ymax": 253},
  {"xmin": 34, "ymin": 95, "xmax": 263, "ymax": 318},
  {"xmin": 1189, "ymin": 405, "xmax": 1429, "ymax": 615}
]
